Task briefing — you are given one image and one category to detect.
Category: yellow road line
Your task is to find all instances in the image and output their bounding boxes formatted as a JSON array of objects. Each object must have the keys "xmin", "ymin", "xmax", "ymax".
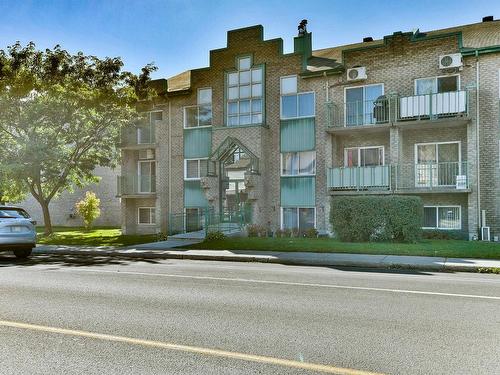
[{"xmin": 0, "ymin": 319, "xmax": 384, "ymax": 375}]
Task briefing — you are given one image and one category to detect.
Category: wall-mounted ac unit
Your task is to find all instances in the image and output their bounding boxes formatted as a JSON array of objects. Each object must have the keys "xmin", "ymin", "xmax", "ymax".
[
  {"xmin": 139, "ymin": 149, "xmax": 155, "ymax": 160},
  {"xmin": 439, "ymin": 53, "xmax": 463, "ymax": 69},
  {"xmin": 347, "ymin": 67, "xmax": 367, "ymax": 81},
  {"xmin": 481, "ymin": 226, "xmax": 490, "ymax": 241}
]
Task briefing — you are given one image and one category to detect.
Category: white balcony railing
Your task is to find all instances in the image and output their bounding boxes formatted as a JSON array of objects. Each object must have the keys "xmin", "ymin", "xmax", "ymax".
[{"xmin": 398, "ymin": 91, "xmax": 467, "ymax": 120}]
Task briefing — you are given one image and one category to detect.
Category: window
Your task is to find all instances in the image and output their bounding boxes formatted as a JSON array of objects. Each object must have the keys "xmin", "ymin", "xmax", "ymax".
[
  {"xmin": 415, "ymin": 142, "xmax": 460, "ymax": 187},
  {"xmin": 345, "ymin": 84, "xmax": 384, "ymax": 126},
  {"xmin": 423, "ymin": 206, "xmax": 461, "ymax": 230},
  {"xmin": 138, "ymin": 207, "xmax": 156, "ymax": 225},
  {"xmin": 184, "ymin": 159, "xmax": 208, "ymax": 180},
  {"xmin": 344, "ymin": 146, "xmax": 384, "ymax": 167},
  {"xmin": 227, "ymin": 56, "xmax": 263, "ymax": 126},
  {"xmin": 185, "ymin": 88, "xmax": 212, "ymax": 128},
  {"xmin": 280, "ymin": 75, "xmax": 315, "ymax": 119},
  {"xmin": 281, "ymin": 151, "xmax": 316, "ymax": 176},
  {"xmin": 138, "ymin": 161, "xmax": 156, "ymax": 193},
  {"xmin": 415, "ymin": 75, "xmax": 459, "ymax": 95},
  {"xmin": 281, "ymin": 207, "xmax": 315, "ymax": 230},
  {"xmin": 137, "ymin": 111, "xmax": 161, "ymax": 144}
]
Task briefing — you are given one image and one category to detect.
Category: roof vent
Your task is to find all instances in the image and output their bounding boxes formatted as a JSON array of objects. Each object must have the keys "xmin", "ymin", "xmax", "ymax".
[
  {"xmin": 363, "ymin": 37, "xmax": 373, "ymax": 42},
  {"xmin": 482, "ymin": 16, "xmax": 494, "ymax": 22}
]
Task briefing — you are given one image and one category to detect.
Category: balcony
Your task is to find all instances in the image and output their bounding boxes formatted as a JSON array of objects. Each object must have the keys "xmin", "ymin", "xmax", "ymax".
[
  {"xmin": 327, "ymin": 162, "xmax": 470, "ymax": 194},
  {"xmin": 184, "ymin": 105, "xmax": 212, "ymax": 128},
  {"xmin": 117, "ymin": 175, "xmax": 156, "ymax": 197},
  {"xmin": 326, "ymin": 91, "xmax": 469, "ymax": 131},
  {"xmin": 327, "ymin": 165, "xmax": 391, "ymax": 191},
  {"xmin": 120, "ymin": 122, "xmax": 156, "ymax": 149}
]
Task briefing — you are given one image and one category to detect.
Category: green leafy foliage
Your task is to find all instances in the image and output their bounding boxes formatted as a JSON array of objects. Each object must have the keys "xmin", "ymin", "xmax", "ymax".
[
  {"xmin": 0, "ymin": 42, "xmax": 156, "ymax": 234},
  {"xmin": 75, "ymin": 191, "xmax": 101, "ymax": 231},
  {"xmin": 206, "ymin": 231, "xmax": 226, "ymax": 241},
  {"xmin": 247, "ymin": 224, "xmax": 268, "ymax": 237},
  {"xmin": 330, "ymin": 196, "xmax": 423, "ymax": 243},
  {"xmin": 422, "ymin": 229, "xmax": 468, "ymax": 240}
]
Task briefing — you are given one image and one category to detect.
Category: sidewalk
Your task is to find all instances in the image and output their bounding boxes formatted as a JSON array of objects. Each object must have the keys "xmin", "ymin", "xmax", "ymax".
[{"xmin": 33, "ymin": 244, "xmax": 500, "ymax": 272}]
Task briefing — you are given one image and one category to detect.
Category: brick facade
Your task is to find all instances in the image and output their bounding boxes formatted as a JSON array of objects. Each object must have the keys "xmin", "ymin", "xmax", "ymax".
[{"xmin": 120, "ymin": 20, "xmax": 500, "ymax": 240}]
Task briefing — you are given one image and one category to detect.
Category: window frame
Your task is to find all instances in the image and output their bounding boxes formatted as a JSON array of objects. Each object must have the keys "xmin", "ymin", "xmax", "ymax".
[
  {"xmin": 343, "ymin": 146, "xmax": 385, "ymax": 167},
  {"xmin": 184, "ymin": 158, "xmax": 209, "ymax": 180},
  {"xmin": 137, "ymin": 207, "xmax": 156, "ymax": 225},
  {"xmin": 183, "ymin": 87, "xmax": 213, "ymax": 129},
  {"xmin": 343, "ymin": 83, "xmax": 385, "ymax": 126},
  {"xmin": 137, "ymin": 160, "xmax": 156, "ymax": 193},
  {"xmin": 414, "ymin": 74, "xmax": 461, "ymax": 95},
  {"xmin": 280, "ymin": 75, "xmax": 298, "ymax": 95},
  {"xmin": 423, "ymin": 205, "xmax": 461, "ymax": 230},
  {"xmin": 280, "ymin": 207, "xmax": 317, "ymax": 230},
  {"xmin": 280, "ymin": 91, "xmax": 316, "ymax": 120},
  {"xmin": 280, "ymin": 151, "xmax": 317, "ymax": 176},
  {"xmin": 226, "ymin": 55, "xmax": 264, "ymax": 127},
  {"xmin": 414, "ymin": 141, "xmax": 462, "ymax": 165}
]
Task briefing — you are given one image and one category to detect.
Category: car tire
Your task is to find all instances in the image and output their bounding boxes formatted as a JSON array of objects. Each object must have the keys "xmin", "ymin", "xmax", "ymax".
[{"xmin": 13, "ymin": 248, "xmax": 32, "ymax": 259}]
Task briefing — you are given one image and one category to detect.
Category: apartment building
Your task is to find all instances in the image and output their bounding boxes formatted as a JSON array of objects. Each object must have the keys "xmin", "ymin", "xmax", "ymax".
[{"xmin": 118, "ymin": 17, "xmax": 500, "ymax": 240}]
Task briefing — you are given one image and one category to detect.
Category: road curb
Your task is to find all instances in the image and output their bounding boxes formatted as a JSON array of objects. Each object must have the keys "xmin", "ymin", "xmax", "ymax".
[{"xmin": 32, "ymin": 248, "xmax": 497, "ymax": 273}]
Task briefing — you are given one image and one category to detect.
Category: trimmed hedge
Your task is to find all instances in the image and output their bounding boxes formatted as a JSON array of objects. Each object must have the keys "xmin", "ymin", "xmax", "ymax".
[{"xmin": 330, "ymin": 196, "xmax": 423, "ymax": 243}]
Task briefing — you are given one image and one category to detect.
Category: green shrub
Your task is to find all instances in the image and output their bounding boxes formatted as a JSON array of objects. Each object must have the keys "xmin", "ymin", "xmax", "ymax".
[
  {"xmin": 422, "ymin": 229, "xmax": 468, "ymax": 240},
  {"xmin": 275, "ymin": 228, "xmax": 291, "ymax": 238},
  {"xmin": 247, "ymin": 224, "xmax": 267, "ymax": 237},
  {"xmin": 75, "ymin": 191, "xmax": 101, "ymax": 231},
  {"xmin": 302, "ymin": 228, "xmax": 319, "ymax": 238},
  {"xmin": 330, "ymin": 196, "xmax": 423, "ymax": 243},
  {"xmin": 206, "ymin": 231, "xmax": 226, "ymax": 241}
]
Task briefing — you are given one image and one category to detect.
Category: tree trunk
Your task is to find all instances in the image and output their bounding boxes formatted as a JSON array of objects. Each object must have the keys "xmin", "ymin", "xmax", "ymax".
[{"xmin": 40, "ymin": 200, "xmax": 53, "ymax": 235}]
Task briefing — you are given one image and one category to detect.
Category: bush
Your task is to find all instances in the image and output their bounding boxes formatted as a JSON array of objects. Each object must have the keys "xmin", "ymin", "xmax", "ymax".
[
  {"xmin": 330, "ymin": 196, "xmax": 423, "ymax": 243},
  {"xmin": 422, "ymin": 229, "xmax": 468, "ymax": 240},
  {"xmin": 247, "ymin": 224, "xmax": 267, "ymax": 237},
  {"xmin": 302, "ymin": 228, "xmax": 319, "ymax": 238},
  {"xmin": 206, "ymin": 231, "xmax": 226, "ymax": 241},
  {"xmin": 275, "ymin": 228, "xmax": 291, "ymax": 238},
  {"xmin": 75, "ymin": 191, "xmax": 101, "ymax": 231}
]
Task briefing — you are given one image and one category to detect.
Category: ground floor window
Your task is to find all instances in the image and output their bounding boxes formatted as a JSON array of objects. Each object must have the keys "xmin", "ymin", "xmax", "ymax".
[
  {"xmin": 281, "ymin": 207, "xmax": 315, "ymax": 230},
  {"xmin": 138, "ymin": 207, "xmax": 156, "ymax": 225},
  {"xmin": 423, "ymin": 206, "xmax": 461, "ymax": 229},
  {"xmin": 185, "ymin": 208, "xmax": 204, "ymax": 232}
]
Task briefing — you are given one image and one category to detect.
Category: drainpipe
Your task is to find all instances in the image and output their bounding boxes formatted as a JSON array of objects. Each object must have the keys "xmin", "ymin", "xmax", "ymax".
[
  {"xmin": 475, "ymin": 51, "xmax": 481, "ymax": 235},
  {"xmin": 168, "ymin": 101, "xmax": 172, "ymax": 221}
]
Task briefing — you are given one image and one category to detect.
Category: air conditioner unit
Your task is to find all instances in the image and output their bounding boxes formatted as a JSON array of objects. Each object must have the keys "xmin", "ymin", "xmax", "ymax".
[
  {"xmin": 481, "ymin": 226, "xmax": 490, "ymax": 241},
  {"xmin": 439, "ymin": 53, "xmax": 463, "ymax": 69},
  {"xmin": 455, "ymin": 175, "xmax": 467, "ymax": 189},
  {"xmin": 346, "ymin": 67, "xmax": 367, "ymax": 81},
  {"xmin": 139, "ymin": 149, "xmax": 155, "ymax": 160}
]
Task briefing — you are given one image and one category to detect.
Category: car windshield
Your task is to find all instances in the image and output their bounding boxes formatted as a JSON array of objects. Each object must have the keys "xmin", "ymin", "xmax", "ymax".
[{"xmin": 0, "ymin": 208, "xmax": 31, "ymax": 219}]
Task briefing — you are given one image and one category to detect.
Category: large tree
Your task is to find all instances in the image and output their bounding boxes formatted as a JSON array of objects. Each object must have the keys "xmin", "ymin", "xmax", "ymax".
[{"xmin": 0, "ymin": 42, "xmax": 156, "ymax": 234}]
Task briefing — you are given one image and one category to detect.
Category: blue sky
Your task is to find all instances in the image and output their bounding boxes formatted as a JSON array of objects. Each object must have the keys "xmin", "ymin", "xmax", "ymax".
[{"xmin": 0, "ymin": 0, "xmax": 498, "ymax": 79}]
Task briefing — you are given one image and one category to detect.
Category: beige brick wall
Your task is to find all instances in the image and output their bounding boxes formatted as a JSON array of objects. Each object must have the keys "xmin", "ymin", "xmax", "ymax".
[
  {"xmin": 20, "ymin": 166, "xmax": 121, "ymax": 227},
  {"xmin": 119, "ymin": 23, "xmax": 500, "ymax": 239}
]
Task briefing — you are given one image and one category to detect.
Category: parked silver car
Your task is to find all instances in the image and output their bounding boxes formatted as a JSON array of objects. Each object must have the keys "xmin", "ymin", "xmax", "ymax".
[{"xmin": 0, "ymin": 206, "xmax": 37, "ymax": 258}]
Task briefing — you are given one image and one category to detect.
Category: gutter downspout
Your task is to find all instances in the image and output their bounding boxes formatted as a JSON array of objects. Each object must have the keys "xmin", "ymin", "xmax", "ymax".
[
  {"xmin": 475, "ymin": 51, "xmax": 481, "ymax": 234},
  {"xmin": 168, "ymin": 101, "xmax": 172, "ymax": 230}
]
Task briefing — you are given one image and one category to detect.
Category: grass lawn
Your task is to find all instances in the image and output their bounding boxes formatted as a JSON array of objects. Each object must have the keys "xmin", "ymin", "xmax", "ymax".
[
  {"xmin": 186, "ymin": 237, "xmax": 500, "ymax": 260},
  {"xmin": 36, "ymin": 227, "xmax": 157, "ymax": 247}
]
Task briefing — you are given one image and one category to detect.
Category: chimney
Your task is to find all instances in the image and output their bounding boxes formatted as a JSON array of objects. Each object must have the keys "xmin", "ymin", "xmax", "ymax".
[
  {"xmin": 482, "ymin": 16, "xmax": 494, "ymax": 22},
  {"xmin": 294, "ymin": 20, "xmax": 312, "ymax": 70}
]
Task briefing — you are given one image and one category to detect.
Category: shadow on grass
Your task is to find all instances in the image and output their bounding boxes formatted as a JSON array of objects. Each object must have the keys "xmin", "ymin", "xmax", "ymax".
[{"xmin": 0, "ymin": 253, "xmax": 163, "ymax": 268}]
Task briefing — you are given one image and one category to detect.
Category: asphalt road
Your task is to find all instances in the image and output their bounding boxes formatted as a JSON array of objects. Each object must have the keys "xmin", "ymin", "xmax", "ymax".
[{"xmin": 0, "ymin": 253, "xmax": 499, "ymax": 375}]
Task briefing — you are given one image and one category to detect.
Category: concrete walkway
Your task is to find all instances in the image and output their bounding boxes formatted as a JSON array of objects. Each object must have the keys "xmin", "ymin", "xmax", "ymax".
[{"xmin": 33, "ymin": 245, "xmax": 500, "ymax": 272}]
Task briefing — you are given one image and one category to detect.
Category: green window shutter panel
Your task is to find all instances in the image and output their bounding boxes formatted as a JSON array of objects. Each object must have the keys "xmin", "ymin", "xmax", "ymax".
[
  {"xmin": 184, "ymin": 128, "xmax": 212, "ymax": 158},
  {"xmin": 280, "ymin": 118, "xmax": 315, "ymax": 152},
  {"xmin": 280, "ymin": 176, "xmax": 315, "ymax": 206},
  {"xmin": 184, "ymin": 180, "xmax": 208, "ymax": 208}
]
